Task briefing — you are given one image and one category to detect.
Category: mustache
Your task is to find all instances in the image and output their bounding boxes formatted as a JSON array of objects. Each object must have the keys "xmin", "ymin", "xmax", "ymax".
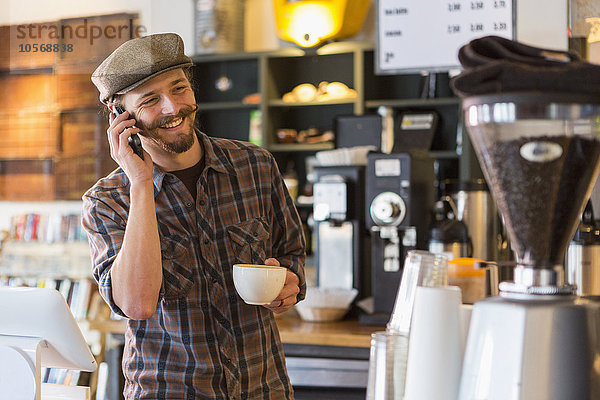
[{"xmin": 145, "ymin": 104, "xmax": 199, "ymax": 131}]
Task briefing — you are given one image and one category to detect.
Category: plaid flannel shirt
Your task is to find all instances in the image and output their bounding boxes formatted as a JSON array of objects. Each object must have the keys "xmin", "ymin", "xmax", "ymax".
[{"xmin": 82, "ymin": 132, "xmax": 306, "ymax": 399}]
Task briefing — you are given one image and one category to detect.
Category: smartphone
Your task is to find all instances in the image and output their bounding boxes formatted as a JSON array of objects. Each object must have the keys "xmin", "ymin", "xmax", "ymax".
[{"xmin": 111, "ymin": 105, "xmax": 144, "ymax": 159}]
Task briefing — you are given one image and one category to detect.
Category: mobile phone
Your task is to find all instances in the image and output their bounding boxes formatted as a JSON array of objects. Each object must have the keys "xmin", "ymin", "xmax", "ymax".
[{"xmin": 111, "ymin": 105, "xmax": 144, "ymax": 159}]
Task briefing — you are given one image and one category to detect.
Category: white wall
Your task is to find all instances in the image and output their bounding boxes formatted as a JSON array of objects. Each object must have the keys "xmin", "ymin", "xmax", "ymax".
[
  {"xmin": 517, "ymin": 0, "xmax": 568, "ymax": 50},
  {"xmin": 1, "ymin": 0, "xmax": 195, "ymax": 55}
]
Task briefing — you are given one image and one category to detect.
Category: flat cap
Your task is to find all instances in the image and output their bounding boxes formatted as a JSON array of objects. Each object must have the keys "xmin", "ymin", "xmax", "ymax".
[{"xmin": 91, "ymin": 33, "xmax": 193, "ymax": 104}]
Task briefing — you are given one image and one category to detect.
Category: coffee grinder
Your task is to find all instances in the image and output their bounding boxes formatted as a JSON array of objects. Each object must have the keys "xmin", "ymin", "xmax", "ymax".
[
  {"xmin": 313, "ymin": 166, "xmax": 370, "ymax": 299},
  {"xmin": 363, "ymin": 152, "xmax": 434, "ymax": 324},
  {"xmin": 458, "ymin": 93, "xmax": 600, "ymax": 399}
]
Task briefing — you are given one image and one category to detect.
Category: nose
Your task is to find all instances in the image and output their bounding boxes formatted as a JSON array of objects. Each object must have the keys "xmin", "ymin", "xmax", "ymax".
[{"xmin": 160, "ymin": 94, "xmax": 179, "ymax": 115}]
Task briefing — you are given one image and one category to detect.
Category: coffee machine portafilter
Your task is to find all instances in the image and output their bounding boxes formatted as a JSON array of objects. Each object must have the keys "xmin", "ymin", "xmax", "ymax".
[{"xmin": 458, "ymin": 93, "xmax": 600, "ymax": 400}]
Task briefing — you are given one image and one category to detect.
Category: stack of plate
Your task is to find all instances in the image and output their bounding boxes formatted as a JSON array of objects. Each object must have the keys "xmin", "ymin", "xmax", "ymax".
[{"xmin": 315, "ymin": 145, "xmax": 376, "ymax": 166}]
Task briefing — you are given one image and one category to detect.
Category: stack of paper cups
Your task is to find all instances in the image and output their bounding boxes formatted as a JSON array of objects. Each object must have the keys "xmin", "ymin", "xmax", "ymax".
[{"xmin": 404, "ymin": 286, "xmax": 463, "ymax": 400}]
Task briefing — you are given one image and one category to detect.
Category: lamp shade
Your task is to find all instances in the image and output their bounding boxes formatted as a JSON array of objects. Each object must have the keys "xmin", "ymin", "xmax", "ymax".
[{"xmin": 273, "ymin": 0, "xmax": 370, "ymax": 47}]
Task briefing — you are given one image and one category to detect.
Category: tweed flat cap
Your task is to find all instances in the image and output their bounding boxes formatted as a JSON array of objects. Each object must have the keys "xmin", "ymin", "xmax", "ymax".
[{"xmin": 92, "ymin": 33, "xmax": 193, "ymax": 104}]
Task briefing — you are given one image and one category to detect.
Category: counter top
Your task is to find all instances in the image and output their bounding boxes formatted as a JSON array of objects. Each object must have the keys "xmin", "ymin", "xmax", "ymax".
[
  {"xmin": 90, "ymin": 312, "xmax": 381, "ymax": 349},
  {"xmin": 275, "ymin": 313, "xmax": 380, "ymax": 348}
]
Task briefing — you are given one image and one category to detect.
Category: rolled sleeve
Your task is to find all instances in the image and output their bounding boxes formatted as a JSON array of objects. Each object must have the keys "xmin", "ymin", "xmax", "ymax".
[{"xmin": 81, "ymin": 193, "xmax": 128, "ymax": 317}]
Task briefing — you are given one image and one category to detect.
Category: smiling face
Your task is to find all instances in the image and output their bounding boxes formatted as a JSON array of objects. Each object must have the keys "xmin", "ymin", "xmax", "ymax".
[{"xmin": 120, "ymin": 68, "xmax": 198, "ymax": 154}]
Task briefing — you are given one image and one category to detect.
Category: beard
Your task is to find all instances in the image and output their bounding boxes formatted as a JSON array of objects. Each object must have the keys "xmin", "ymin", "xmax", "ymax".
[{"xmin": 138, "ymin": 104, "xmax": 199, "ymax": 154}]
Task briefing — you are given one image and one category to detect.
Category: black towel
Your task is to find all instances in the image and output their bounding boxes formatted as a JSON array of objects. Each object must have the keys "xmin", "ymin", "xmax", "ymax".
[{"xmin": 451, "ymin": 35, "xmax": 600, "ymax": 98}]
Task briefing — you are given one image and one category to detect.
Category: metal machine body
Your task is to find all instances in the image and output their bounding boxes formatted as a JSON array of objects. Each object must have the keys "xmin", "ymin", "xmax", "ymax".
[
  {"xmin": 458, "ymin": 93, "xmax": 600, "ymax": 399},
  {"xmin": 365, "ymin": 152, "xmax": 434, "ymax": 317},
  {"xmin": 313, "ymin": 166, "xmax": 370, "ymax": 299}
]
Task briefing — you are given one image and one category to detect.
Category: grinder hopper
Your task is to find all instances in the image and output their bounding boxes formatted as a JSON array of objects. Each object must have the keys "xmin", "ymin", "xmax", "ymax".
[
  {"xmin": 458, "ymin": 92, "xmax": 600, "ymax": 400},
  {"xmin": 465, "ymin": 92, "xmax": 600, "ymax": 290}
]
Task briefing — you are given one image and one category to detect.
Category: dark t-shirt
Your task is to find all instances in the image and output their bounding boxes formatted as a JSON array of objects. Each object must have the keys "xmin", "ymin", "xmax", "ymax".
[{"xmin": 171, "ymin": 157, "xmax": 204, "ymax": 201}]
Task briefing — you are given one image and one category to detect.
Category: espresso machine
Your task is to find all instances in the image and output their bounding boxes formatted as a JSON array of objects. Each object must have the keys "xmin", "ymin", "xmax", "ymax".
[
  {"xmin": 458, "ymin": 93, "xmax": 600, "ymax": 399},
  {"xmin": 363, "ymin": 152, "xmax": 434, "ymax": 324},
  {"xmin": 313, "ymin": 165, "xmax": 370, "ymax": 299}
]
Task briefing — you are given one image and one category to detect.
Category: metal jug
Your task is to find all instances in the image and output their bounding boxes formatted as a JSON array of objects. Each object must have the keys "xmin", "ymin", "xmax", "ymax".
[{"xmin": 566, "ymin": 200, "xmax": 600, "ymax": 296}]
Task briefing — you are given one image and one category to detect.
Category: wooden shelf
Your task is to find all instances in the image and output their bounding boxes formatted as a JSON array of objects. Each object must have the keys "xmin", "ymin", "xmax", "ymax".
[
  {"xmin": 268, "ymin": 98, "xmax": 357, "ymax": 107},
  {"xmin": 365, "ymin": 97, "xmax": 460, "ymax": 108},
  {"xmin": 0, "ymin": 66, "xmax": 55, "ymax": 75},
  {"xmin": 191, "ymin": 47, "xmax": 305, "ymax": 63},
  {"xmin": 268, "ymin": 143, "xmax": 335, "ymax": 152},
  {"xmin": 197, "ymin": 101, "xmax": 259, "ymax": 111}
]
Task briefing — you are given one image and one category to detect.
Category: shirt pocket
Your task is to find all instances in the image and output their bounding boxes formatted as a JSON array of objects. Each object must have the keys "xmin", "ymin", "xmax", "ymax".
[
  {"xmin": 160, "ymin": 233, "xmax": 195, "ymax": 299},
  {"xmin": 227, "ymin": 217, "xmax": 271, "ymax": 265}
]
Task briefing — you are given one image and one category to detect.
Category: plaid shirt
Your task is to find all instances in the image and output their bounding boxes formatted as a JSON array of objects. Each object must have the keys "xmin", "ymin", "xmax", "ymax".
[{"xmin": 82, "ymin": 132, "xmax": 306, "ymax": 399}]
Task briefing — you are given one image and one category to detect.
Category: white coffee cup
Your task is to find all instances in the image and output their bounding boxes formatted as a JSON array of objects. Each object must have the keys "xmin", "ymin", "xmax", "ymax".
[{"xmin": 233, "ymin": 264, "xmax": 287, "ymax": 305}]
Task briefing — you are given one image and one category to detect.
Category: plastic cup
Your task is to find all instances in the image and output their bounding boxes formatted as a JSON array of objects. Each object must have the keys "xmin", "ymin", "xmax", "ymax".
[
  {"xmin": 386, "ymin": 250, "xmax": 448, "ymax": 335},
  {"xmin": 366, "ymin": 331, "xmax": 409, "ymax": 400}
]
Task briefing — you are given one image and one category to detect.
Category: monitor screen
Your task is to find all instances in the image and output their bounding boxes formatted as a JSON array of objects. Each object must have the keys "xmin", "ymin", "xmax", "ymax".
[{"xmin": 0, "ymin": 287, "xmax": 97, "ymax": 371}]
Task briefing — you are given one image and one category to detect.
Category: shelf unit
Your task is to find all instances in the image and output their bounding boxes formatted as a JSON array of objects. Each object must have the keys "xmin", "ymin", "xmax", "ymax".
[{"xmin": 191, "ymin": 43, "xmax": 482, "ymax": 192}]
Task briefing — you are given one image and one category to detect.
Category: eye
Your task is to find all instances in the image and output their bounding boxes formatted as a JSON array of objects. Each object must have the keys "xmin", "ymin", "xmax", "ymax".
[
  {"xmin": 141, "ymin": 97, "xmax": 158, "ymax": 106},
  {"xmin": 173, "ymin": 85, "xmax": 188, "ymax": 93}
]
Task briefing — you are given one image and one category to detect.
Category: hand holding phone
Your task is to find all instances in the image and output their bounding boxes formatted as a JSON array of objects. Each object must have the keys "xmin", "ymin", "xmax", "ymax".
[{"xmin": 111, "ymin": 105, "xmax": 144, "ymax": 159}]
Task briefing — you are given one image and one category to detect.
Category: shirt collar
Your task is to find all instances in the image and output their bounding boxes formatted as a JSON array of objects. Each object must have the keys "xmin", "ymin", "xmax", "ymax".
[{"xmin": 151, "ymin": 131, "xmax": 236, "ymax": 196}]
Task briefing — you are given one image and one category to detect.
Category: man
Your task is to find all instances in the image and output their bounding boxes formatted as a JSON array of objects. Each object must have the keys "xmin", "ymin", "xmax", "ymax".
[{"xmin": 83, "ymin": 33, "xmax": 306, "ymax": 399}]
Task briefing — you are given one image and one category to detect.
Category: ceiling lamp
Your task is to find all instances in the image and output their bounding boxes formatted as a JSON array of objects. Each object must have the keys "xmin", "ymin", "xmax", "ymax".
[{"xmin": 273, "ymin": 0, "xmax": 371, "ymax": 48}]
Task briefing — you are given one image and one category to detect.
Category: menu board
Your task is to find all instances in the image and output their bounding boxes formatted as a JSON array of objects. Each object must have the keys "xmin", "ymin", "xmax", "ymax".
[{"xmin": 376, "ymin": 0, "xmax": 515, "ymax": 74}]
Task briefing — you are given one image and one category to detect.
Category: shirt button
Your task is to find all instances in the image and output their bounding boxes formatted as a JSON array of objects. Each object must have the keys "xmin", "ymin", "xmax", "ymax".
[
  {"xmin": 204, "ymin": 239, "xmax": 210, "ymax": 245},
  {"xmin": 199, "ymin": 199, "xmax": 205, "ymax": 206},
  {"xmin": 185, "ymin": 202, "xmax": 193, "ymax": 208}
]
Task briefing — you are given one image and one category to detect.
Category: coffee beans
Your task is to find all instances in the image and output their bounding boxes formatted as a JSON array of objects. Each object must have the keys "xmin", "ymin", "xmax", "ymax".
[{"xmin": 482, "ymin": 136, "xmax": 600, "ymax": 267}]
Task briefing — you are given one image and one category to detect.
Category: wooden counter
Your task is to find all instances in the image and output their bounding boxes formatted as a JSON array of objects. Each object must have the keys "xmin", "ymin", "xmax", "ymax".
[
  {"xmin": 276, "ymin": 313, "xmax": 380, "ymax": 348},
  {"xmin": 90, "ymin": 313, "xmax": 381, "ymax": 349}
]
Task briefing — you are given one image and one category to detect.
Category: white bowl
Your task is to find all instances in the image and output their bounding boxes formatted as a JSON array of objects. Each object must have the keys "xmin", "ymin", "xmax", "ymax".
[
  {"xmin": 295, "ymin": 306, "xmax": 350, "ymax": 322},
  {"xmin": 295, "ymin": 287, "xmax": 358, "ymax": 322},
  {"xmin": 233, "ymin": 264, "xmax": 287, "ymax": 305}
]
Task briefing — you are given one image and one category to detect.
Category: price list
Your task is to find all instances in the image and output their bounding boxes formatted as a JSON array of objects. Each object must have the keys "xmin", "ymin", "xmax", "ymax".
[{"xmin": 377, "ymin": 0, "xmax": 513, "ymax": 73}]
